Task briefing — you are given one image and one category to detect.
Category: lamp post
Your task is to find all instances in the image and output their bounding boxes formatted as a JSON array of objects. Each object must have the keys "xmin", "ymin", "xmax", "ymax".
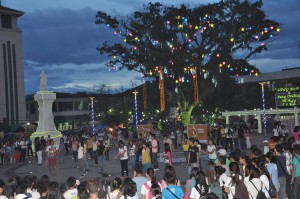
[
  {"xmin": 132, "ymin": 90, "xmax": 139, "ymax": 129},
  {"xmin": 259, "ymin": 82, "xmax": 267, "ymax": 137},
  {"xmin": 89, "ymin": 97, "xmax": 96, "ymax": 135}
]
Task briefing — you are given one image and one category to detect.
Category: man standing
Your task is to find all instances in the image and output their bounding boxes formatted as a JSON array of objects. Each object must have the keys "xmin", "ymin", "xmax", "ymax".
[
  {"xmin": 274, "ymin": 144, "xmax": 287, "ymax": 199},
  {"xmin": 225, "ymin": 125, "xmax": 233, "ymax": 151},
  {"xmin": 132, "ymin": 163, "xmax": 148, "ymax": 199},
  {"xmin": 63, "ymin": 134, "xmax": 69, "ymax": 154},
  {"xmin": 187, "ymin": 138, "xmax": 199, "ymax": 175},
  {"xmin": 150, "ymin": 133, "xmax": 159, "ymax": 171},
  {"xmin": 20, "ymin": 137, "xmax": 27, "ymax": 162}
]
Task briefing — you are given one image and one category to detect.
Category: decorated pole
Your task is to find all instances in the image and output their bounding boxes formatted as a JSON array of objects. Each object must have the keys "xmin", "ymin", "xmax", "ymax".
[
  {"xmin": 143, "ymin": 81, "xmax": 147, "ymax": 110},
  {"xmin": 89, "ymin": 97, "xmax": 96, "ymax": 135},
  {"xmin": 159, "ymin": 70, "xmax": 165, "ymax": 112},
  {"xmin": 132, "ymin": 90, "xmax": 139, "ymax": 129},
  {"xmin": 193, "ymin": 68, "xmax": 199, "ymax": 104},
  {"xmin": 259, "ymin": 82, "xmax": 267, "ymax": 137}
]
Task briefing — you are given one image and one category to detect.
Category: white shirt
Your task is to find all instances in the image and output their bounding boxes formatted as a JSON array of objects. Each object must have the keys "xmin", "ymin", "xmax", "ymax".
[
  {"xmin": 78, "ymin": 146, "xmax": 84, "ymax": 159},
  {"xmin": 129, "ymin": 144, "xmax": 136, "ymax": 156},
  {"xmin": 246, "ymin": 178, "xmax": 269, "ymax": 199},
  {"xmin": 141, "ymin": 181, "xmax": 161, "ymax": 199},
  {"xmin": 260, "ymin": 174, "xmax": 269, "ymax": 190},
  {"xmin": 207, "ymin": 145, "xmax": 217, "ymax": 159},
  {"xmin": 92, "ymin": 141, "xmax": 97, "ymax": 151},
  {"xmin": 225, "ymin": 128, "xmax": 233, "ymax": 138},
  {"xmin": 63, "ymin": 188, "xmax": 78, "ymax": 199},
  {"xmin": 119, "ymin": 194, "xmax": 138, "ymax": 199},
  {"xmin": 224, "ymin": 175, "xmax": 242, "ymax": 199},
  {"xmin": 219, "ymin": 173, "xmax": 228, "ymax": 186},
  {"xmin": 119, "ymin": 146, "xmax": 128, "ymax": 160},
  {"xmin": 26, "ymin": 188, "xmax": 41, "ymax": 199},
  {"xmin": 190, "ymin": 185, "xmax": 205, "ymax": 199},
  {"xmin": 272, "ymin": 128, "xmax": 279, "ymax": 136},
  {"xmin": 0, "ymin": 196, "xmax": 8, "ymax": 199}
]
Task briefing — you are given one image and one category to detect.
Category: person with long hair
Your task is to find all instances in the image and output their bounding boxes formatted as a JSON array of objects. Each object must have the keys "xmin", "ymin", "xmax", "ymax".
[
  {"xmin": 224, "ymin": 162, "xmax": 243, "ymax": 199},
  {"xmin": 141, "ymin": 167, "xmax": 160, "ymax": 199},
  {"xmin": 141, "ymin": 141, "xmax": 151, "ymax": 171},
  {"xmin": 245, "ymin": 167, "xmax": 269, "ymax": 198},
  {"xmin": 151, "ymin": 183, "xmax": 162, "ymax": 199},
  {"xmin": 184, "ymin": 167, "xmax": 200, "ymax": 199},
  {"xmin": 207, "ymin": 139, "xmax": 217, "ymax": 161},
  {"xmin": 114, "ymin": 140, "xmax": 129, "ymax": 177},
  {"xmin": 206, "ymin": 161, "xmax": 215, "ymax": 186},
  {"xmin": 293, "ymin": 126, "xmax": 300, "ymax": 143},
  {"xmin": 119, "ymin": 179, "xmax": 138, "ymax": 199},
  {"xmin": 100, "ymin": 173, "xmax": 111, "ymax": 199},
  {"xmin": 97, "ymin": 140, "xmax": 106, "ymax": 174},
  {"xmin": 34, "ymin": 137, "xmax": 42, "ymax": 165},
  {"xmin": 109, "ymin": 177, "xmax": 122, "ymax": 199},
  {"xmin": 128, "ymin": 139, "xmax": 136, "ymax": 169},
  {"xmin": 291, "ymin": 144, "xmax": 300, "ymax": 198},
  {"xmin": 190, "ymin": 171, "xmax": 209, "ymax": 199},
  {"xmin": 164, "ymin": 143, "xmax": 172, "ymax": 166}
]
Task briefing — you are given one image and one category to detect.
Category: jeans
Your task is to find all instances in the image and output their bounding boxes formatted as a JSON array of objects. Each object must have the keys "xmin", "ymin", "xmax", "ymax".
[
  {"xmin": 64, "ymin": 143, "xmax": 69, "ymax": 153},
  {"xmin": 27, "ymin": 147, "xmax": 33, "ymax": 157},
  {"xmin": 98, "ymin": 155, "xmax": 104, "ymax": 172},
  {"xmin": 293, "ymin": 177, "xmax": 300, "ymax": 199},
  {"xmin": 93, "ymin": 151, "xmax": 98, "ymax": 165},
  {"xmin": 105, "ymin": 148, "xmax": 110, "ymax": 160},
  {"xmin": 84, "ymin": 154, "xmax": 89, "ymax": 170},
  {"xmin": 152, "ymin": 153, "xmax": 158, "ymax": 169},
  {"xmin": 129, "ymin": 155, "xmax": 136, "ymax": 169},
  {"xmin": 20, "ymin": 148, "xmax": 26, "ymax": 162},
  {"xmin": 184, "ymin": 151, "xmax": 188, "ymax": 162},
  {"xmin": 120, "ymin": 159, "xmax": 128, "ymax": 177},
  {"xmin": 278, "ymin": 176, "xmax": 287, "ymax": 199},
  {"xmin": 188, "ymin": 163, "xmax": 199, "ymax": 175},
  {"xmin": 72, "ymin": 151, "xmax": 78, "ymax": 162}
]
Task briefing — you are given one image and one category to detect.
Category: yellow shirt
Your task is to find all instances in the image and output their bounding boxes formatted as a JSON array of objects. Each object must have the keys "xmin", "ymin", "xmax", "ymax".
[
  {"xmin": 142, "ymin": 148, "xmax": 150, "ymax": 164},
  {"xmin": 183, "ymin": 144, "xmax": 189, "ymax": 151}
]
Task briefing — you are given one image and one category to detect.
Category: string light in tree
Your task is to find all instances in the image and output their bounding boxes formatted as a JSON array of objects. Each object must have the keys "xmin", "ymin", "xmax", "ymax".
[{"xmin": 89, "ymin": 97, "xmax": 96, "ymax": 135}]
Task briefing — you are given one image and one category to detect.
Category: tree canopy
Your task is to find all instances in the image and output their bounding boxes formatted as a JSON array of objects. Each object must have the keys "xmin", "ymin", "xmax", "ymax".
[{"xmin": 96, "ymin": 0, "xmax": 280, "ymax": 86}]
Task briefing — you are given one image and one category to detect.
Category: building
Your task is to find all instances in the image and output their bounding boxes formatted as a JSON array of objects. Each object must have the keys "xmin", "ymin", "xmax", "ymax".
[
  {"xmin": 26, "ymin": 92, "xmax": 127, "ymax": 131},
  {"xmin": 0, "ymin": 5, "xmax": 26, "ymax": 126}
]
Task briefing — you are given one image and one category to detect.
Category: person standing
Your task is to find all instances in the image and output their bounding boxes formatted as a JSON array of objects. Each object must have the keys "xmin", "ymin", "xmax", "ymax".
[
  {"xmin": 142, "ymin": 141, "xmax": 151, "ymax": 171},
  {"xmin": 26, "ymin": 137, "xmax": 33, "ymax": 157},
  {"xmin": 128, "ymin": 139, "xmax": 136, "ymax": 169},
  {"xmin": 132, "ymin": 163, "xmax": 147, "ymax": 199},
  {"xmin": 104, "ymin": 136, "xmax": 110, "ymax": 160},
  {"xmin": 71, "ymin": 137, "xmax": 79, "ymax": 164},
  {"xmin": 114, "ymin": 140, "xmax": 129, "ymax": 177},
  {"xmin": 163, "ymin": 134, "xmax": 173, "ymax": 152},
  {"xmin": 46, "ymin": 139, "xmax": 57, "ymax": 176},
  {"xmin": 78, "ymin": 141, "xmax": 87, "ymax": 178},
  {"xmin": 274, "ymin": 144, "xmax": 287, "ymax": 199},
  {"xmin": 225, "ymin": 125, "xmax": 233, "ymax": 151},
  {"xmin": 63, "ymin": 134, "xmax": 69, "ymax": 154},
  {"xmin": 291, "ymin": 144, "xmax": 300, "ymax": 198},
  {"xmin": 187, "ymin": 138, "xmax": 199, "ymax": 175},
  {"xmin": 92, "ymin": 136, "xmax": 98, "ymax": 166},
  {"xmin": 96, "ymin": 140, "xmax": 106, "ymax": 174},
  {"xmin": 19, "ymin": 137, "xmax": 27, "ymax": 162},
  {"xmin": 207, "ymin": 138, "xmax": 217, "ymax": 161},
  {"xmin": 34, "ymin": 137, "xmax": 42, "ymax": 165},
  {"xmin": 293, "ymin": 126, "xmax": 300, "ymax": 144},
  {"xmin": 151, "ymin": 133, "xmax": 159, "ymax": 171}
]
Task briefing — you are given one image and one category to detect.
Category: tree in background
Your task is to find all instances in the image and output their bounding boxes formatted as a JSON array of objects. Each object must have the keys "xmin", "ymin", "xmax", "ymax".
[{"xmin": 96, "ymin": 0, "xmax": 280, "ymax": 126}]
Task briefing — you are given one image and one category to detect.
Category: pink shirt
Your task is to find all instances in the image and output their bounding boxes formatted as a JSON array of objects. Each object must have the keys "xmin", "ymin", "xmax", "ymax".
[
  {"xmin": 151, "ymin": 139, "xmax": 158, "ymax": 153},
  {"xmin": 166, "ymin": 151, "xmax": 172, "ymax": 163},
  {"xmin": 294, "ymin": 132, "xmax": 300, "ymax": 141}
]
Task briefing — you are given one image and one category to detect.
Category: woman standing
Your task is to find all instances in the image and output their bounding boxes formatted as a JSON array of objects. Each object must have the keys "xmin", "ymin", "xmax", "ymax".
[
  {"xmin": 244, "ymin": 128, "xmax": 251, "ymax": 149},
  {"xmin": 34, "ymin": 137, "xmax": 42, "ymax": 165},
  {"xmin": 104, "ymin": 135, "xmax": 110, "ymax": 160},
  {"xmin": 224, "ymin": 162, "xmax": 243, "ymax": 199},
  {"xmin": 71, "ymin": 137, "xmax": 78, "ymax": 164},
  {"xmin": 141, "ymin": 167, "xmax": 160, "ymax": 199},
  {"xmin": 265, "ymin": 152, "xmax": 280, "ymax": 193},
  {"xmin": 164, "ymin": 143, "xmax": 172, "ymax": 166},
  {"xmin": 141, "ymin": 141, "xmax": 151, "ymax": 171},
  {"xmin": 46, "ymin": 139, "xmax": 57, "ymax": 176},
  {"xmin": 207, "ymin": 139, "xmax": 217, "ymax": 161},
  {"xmin": 114, "ymin": 140, "xmax": 129, "ymax": 177},
  {"xmin": 293, "ymin": 126, "xmax": 300, "ymax": 143},
  {"xmin": 245, "ymin": 167, "xmax": 269, "ymax": 199},
  {"xmin": 97, "ymin": 140, "xmax": 106, "ymax": 174},
  {"xmin": 128, "ymin": 139, "xmax": 136, "ymax": 169},
  {"xmin": 58, "ymin": 137, "xmax": 65, "ymax": 162}
]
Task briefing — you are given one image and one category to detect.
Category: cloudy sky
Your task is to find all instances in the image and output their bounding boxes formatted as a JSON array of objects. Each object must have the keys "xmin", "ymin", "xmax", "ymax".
[{"xmin": 3, "ymin": 0, "xmax": 300, "ymax": 94}]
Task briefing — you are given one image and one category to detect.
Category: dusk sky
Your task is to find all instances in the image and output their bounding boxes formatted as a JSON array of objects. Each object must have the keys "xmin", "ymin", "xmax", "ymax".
[{"xmin": 3, "ymin": 0, "xmax": 300, "ymax": 94}]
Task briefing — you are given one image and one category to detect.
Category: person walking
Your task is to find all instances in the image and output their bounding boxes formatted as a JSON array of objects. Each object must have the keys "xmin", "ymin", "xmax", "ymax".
[
  {"xmin": 128, "ymin": 139, "xmax": 136, "ymax": 170},
  {"xmin": 187, "ymin": 138, "xmax": 199, "ymax": 175},
  {"xmin": 141, "ymin": 141, "xmax": 151, "ymax": 171},
  {"xmin": 114, "ymin": 140, "xmax": 129, "ymax": 177}
]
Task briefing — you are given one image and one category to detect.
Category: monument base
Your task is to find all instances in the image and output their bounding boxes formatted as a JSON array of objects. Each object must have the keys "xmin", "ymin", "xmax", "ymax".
[{"xmin": 31, "ymin": 130, "xmax": 62, "ymax": 149}]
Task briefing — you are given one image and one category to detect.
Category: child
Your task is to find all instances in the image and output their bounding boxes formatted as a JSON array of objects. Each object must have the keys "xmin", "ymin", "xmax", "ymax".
[{"xmin": 164, "ymin": 143, "xmax": 172, "ymax": 165}]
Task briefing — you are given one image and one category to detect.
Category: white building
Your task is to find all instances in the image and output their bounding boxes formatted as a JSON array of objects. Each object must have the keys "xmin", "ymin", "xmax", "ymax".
[{"xmin": 0, "ymin": 6, "xmax": 26, "ymax": 126}]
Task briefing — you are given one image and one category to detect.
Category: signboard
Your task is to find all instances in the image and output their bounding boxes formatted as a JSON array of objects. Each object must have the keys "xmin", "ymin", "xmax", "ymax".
[
  {"xmin": 137, "ymin": 124, "xmax": 154, "ymax": 136},
  {"xmin": 187, "ymin": 124, "xmax": 209, "ymax": 141},
  {"xmin": 275, "ymin": 86, "xmax": 300, "ymax": 107}
]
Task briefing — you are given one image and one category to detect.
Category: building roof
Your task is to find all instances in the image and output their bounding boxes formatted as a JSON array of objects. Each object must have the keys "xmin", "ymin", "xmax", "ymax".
[
  {"xmin": 0, "ymin": 6, "xmax": 24, "ymax": 17},
  {"xmin": 234, "ymin": 67, "xmax": 300, "ymax": 84}
]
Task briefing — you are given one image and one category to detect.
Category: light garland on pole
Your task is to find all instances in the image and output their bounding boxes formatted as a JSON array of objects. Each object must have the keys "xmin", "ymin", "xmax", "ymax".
[
  {"xmin": 132, "ymin": 90, "xmax": 139, "ymax": 129},
  {"xmin": 259, "ymin": 82, "xmax": 267, "ymax": 137},
  {"xmin": 89, "ymin": 97, "xmax": 96, "ymax": 135}
]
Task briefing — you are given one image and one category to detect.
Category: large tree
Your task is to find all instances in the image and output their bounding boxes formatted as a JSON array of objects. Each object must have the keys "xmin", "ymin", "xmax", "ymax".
[{"xmin": 96, "ymin": 0, "xmax": 280, "ymax": 123}]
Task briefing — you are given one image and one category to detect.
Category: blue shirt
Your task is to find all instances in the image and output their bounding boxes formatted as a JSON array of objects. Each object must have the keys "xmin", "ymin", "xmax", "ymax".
[
  {"xmin": 292, "ymin": 155, "xmax": 300, "ymax": 178},
  {"xmin": 162, "ymin": 185, "xmax": 184, "ymax": 199},
  {"xmin": 266, "ymin": 163, "xmax": 279, "ymax": 185}
]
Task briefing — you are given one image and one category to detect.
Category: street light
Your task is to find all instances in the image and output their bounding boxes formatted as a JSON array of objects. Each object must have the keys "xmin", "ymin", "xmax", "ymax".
[
  {"xmin": 132, "ymin": 90, "xmax": 139, "ymax": 129},
  {"xmin": 89, "ymin": 97, "xmax": 96, "ymax": 135},
  {"xmin": 259, "ymin": 82, "xmax": 267, "ymax": 137}
]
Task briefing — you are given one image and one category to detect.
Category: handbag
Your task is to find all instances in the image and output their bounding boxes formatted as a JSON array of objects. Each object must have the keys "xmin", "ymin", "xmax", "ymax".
[{"xmin": 277, "ymin": 156, "xmax": 291, "ymax": 181}]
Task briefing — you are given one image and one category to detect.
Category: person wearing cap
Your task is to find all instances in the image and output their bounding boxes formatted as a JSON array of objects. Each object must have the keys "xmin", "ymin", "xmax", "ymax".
[{"xmin": 214, "ymin": 149, "xmax": 230, "ymax": 167}]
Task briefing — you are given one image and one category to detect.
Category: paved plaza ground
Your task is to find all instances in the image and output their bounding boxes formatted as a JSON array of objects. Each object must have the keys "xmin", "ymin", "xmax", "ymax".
[{"xmin": 0, "ymin": 131, "xmax": 271, "ymax": 185}]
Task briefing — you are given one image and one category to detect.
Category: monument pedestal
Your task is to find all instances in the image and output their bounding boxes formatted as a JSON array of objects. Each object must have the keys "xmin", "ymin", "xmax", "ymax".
[{"xmin": 30, "ymin": 91, "xmax": 62, "ymax": 148}]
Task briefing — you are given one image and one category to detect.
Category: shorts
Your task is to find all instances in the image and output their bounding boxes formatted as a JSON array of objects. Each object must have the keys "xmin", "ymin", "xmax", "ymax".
[{"xmin": 48, "ymin": 158, "xmax": 56, "ymax": 166}]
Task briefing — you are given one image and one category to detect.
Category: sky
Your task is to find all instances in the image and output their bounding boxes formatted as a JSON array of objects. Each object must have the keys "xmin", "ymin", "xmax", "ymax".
[{"xmin": 2, "ymin": 0, "xmax": 300, "ymax": 94}]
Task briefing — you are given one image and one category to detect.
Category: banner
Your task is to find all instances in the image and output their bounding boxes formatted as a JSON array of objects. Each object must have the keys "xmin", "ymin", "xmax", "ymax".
[{"xmin": 187, "ymin": 124, "xmax": 209, "ymax": 141}]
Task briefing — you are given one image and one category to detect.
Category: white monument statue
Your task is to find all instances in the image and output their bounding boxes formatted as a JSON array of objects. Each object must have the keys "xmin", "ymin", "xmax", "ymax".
[{"xmin": 31, "ymin": 70, "xmax": 62, "ymax": 148}]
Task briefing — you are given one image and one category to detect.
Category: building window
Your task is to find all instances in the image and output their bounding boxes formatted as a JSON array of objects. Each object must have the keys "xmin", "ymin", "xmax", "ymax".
[
  {"xmin": 74, "ymin": 100, "xmax": 88, "ymax": 111},
  {"xmin": 30, "ymin": 103, "xmax": 35, "ymax": 114},
  {"xmin": 52, "ymin": 102, "xmax": 57, "ymax": 112},
  {"xmin": 58, "ymin": 102, "xmax": 73, "ymax": 111},
  {"xmin": 1, "ymin": 14, "xmax": 12, "ymax": 29}
]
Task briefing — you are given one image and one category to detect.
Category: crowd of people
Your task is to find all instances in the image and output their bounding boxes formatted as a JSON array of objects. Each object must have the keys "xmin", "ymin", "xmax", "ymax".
[{"xmin": 1, "ymin": 124, "xmax": 300, "ymax": 199}]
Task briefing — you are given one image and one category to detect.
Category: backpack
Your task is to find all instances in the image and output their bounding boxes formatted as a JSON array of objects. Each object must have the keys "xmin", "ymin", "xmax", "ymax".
[
  {"xmin": 263, "ymin": 169, "xmax": 277, "ymax": 198},
  {"xmin": 232, "ymin": 178, "xmax": 249, "ymax": 199},
  {"xmin": 249, "ymin": 181, "xmax": 267, "ymax": 199},
  {"xmin": 184, "ymin": 179, "xmax": 191, "ymax": 199},
  {"xmin": 143, "ymin": 182, "xmax": 153, "ymax": 199}
]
